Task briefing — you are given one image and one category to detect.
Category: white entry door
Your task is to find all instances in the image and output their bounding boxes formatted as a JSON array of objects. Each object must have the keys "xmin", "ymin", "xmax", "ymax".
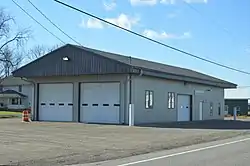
[
  {"xmin": 39, "ymin": 83, "xmax": 73, "ymax": 121},
  {"xmin": 80, "ymin": 82, "xmax": 120, "ymax": 124},
  {"xmin": 177, "ymin": 95, "xmax": 191, "ymax": 121}
]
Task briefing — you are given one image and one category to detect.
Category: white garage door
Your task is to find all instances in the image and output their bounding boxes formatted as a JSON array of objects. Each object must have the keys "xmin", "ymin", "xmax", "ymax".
[
  {"xmin": 80, "ymin": 82, "xmax": 120, "ymax": 124},
  {"xmin": 39, "ymin": 83, "xmax": 73, "ymax": 121},
  {"xmin": 177, "ymin": 95, "xmax": 191, "ymax": 121}
]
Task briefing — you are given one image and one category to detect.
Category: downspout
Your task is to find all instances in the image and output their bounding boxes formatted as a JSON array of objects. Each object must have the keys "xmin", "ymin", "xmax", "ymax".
[
  {"xmin": 129, "ymin": 56, "xmax": 132, "ymax": 106},
  {"xmin": 21, "ymin": 77, "xmax": 36, "ymax": 121},
  {"xmin": 128, "ymin": 56, "xmax": 133, "ymax": 126},
  {"xmin": 128, "ymin": 56, "xmax": 143, "ymax": 126}
]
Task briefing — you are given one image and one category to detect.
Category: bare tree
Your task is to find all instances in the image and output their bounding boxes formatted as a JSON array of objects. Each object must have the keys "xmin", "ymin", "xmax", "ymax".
[
  {"xmin": 28, "ymin": 45, "xmax": 48, "ymax": 60},
  {"xmin": 0, "ymin": 8, "xmax": 31, "ymax": 78},
  {"xmin": 28, "ymin": 44, "xmax": 61, "ymax": 61}
]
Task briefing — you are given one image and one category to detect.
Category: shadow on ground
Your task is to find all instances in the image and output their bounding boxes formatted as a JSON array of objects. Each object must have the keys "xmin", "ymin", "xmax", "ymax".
[{"xmin": 138, "ymin": 120, "xmax": 250, "ymax": 130}]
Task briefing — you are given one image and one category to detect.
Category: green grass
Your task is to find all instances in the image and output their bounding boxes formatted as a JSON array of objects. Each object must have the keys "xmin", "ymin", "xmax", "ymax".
[{"xmin": 0, "ymin": 111, "xmax": 22, "ymax": 118}]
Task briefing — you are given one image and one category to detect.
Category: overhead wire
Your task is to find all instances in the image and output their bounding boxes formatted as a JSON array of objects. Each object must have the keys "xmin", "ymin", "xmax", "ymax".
[
  {"xmin": 27, "ymin": 0, "xmax": 82, "ymax": 46},
  {"xmin": 11, "ymin": 0, "xmax": 65, "ymax": 44},
  {"xmin": 53, "ymin": 0, "xmax": 250, "ymax": 75},
  {"xmin": 182, "ymin": 1, "xmax": 235, "ymax": 39}
]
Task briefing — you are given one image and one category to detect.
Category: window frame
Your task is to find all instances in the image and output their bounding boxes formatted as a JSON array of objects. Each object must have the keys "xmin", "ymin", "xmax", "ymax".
[
  {"xmin": 210, "ymin": 102, "xmax": 213, "ymax": 116},
  {"xmin": 168, "ymin": 92, "xmax": 175, "ymax": 109},
  {"xmin": 145, "ymin": 90, "xmax": 154, "ymax": 109},
  {"xmin": 18, "ymin": 85, "xmax": 22, "ymax": 92},
  {"xmin": 11, "ymin": 98, "xmax": 19, "ymax": 105},
  {"xmin": 218, "ymin": 103, "xmax": 221, "ymax": 115},
  {"xmin": 225, "ymin": 105, "xmax": 229, "ymax": 112}
]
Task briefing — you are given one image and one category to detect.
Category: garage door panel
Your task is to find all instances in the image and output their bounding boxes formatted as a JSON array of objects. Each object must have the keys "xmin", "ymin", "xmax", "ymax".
[
  {"xmin": 80, "ymin": 82, "xmax": 120, "ymax": 124},
  {"xmin": 39, "ymin": 83, "xmax": 73, "ymax": 122}
]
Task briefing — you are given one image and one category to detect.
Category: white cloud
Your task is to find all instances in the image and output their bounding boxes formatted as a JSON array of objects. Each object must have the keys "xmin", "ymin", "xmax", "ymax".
[
  {"xmin": 105, "ymin": 14, "xmax": 140, "ymax": 30},
  {"xmin": 131, "ymin": 0, "xmax": 207, "ymax": 6},
  {"xmin": 87, "ymin": 19, "xmax": 104, "ymax": 29},
  {"xmin": 184, "ymin": 0, "xmax": 207, "ymax": 3},
  {"xmin": 167, "ymin": 10, "xmax": 180, "ymax": 18},
  {"xmin": 246, "ymin": 48, "xmax": 250, "ymax": 54},
  {"xmin": 79, "ymin": 14, "xmax": 139, "ymax": 30},
  {"xmin": 79, "ymin": 18, "xmax": 104, "ymax": 29},
  {"xmin": 142, "ymin": 29, "xmax": 191, "ymax": 40},
  {"xmin": 160, "ymin": 0, "xmax": 176, "ymax": 4},
  {"xmin": 103, "ymin": 0, "xmax": 116, "ymax": 11},
  {"xmin": 129, "ymin": 0, "xmax": 157, "ymax": 6},
  {"xmin": 79, "ymin": 19, "xmax": 85, "ymax": 28},
  {"xmin": 167, "ymin": 13, "xmax": 177, "ymax": 18}
]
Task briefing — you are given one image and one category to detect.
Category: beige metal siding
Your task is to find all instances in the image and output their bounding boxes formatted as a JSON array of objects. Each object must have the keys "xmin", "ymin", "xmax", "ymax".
[{"xmin": 132, "ymin": 76, "xmax": 224, "ymax": 124}]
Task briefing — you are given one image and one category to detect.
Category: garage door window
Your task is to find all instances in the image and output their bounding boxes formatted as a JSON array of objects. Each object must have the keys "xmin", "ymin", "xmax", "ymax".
[
  {"xmin": 210, "ymin": 102, "xmax": 213, "ymax": 116},
  {"xmin": 145, "ymin": 90, "xmax": 153, "ymax": 109},
  {"xmin": 168, "ymin": 92, "xmax": 175, "ymax": 109}
]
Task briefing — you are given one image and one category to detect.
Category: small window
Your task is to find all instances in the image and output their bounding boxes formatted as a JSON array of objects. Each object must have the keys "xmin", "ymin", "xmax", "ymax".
[
  {"xmin": 218, "ymin": 103, "xmax": 221, "ymax": 115},
  {"xmin": 168, "ymin": 92, "xmax": 175, "ymax": 109},
  {"xmin": 11, "ymin": 98, "xmax": 19, "ymax": 105},
  {"xmin": 210, "ymin": 102, "xmax": 213, "ymax": 116},
  {"xmin": 18, "ymin": 85, "xmax": 22, "ymax": 92},
  {"xmin": 145, "ymin": 90, "xmax": 153, "ymax": 109},
  {"xmin": 225, "ymin": 105, "xmax": 229, "ymax": 112}
]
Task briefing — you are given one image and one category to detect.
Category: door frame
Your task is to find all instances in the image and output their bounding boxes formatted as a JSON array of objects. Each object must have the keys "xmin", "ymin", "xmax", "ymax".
[
  {"xmin": 78, "ymin": 81, "xmax": 121, "ymax": 124},
  {"xmin": 177, "ymin": 94, "xmax": 193, "ymax": 121}
]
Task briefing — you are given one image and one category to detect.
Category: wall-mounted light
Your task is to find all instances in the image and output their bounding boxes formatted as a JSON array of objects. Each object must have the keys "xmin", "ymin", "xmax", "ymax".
[{"xmin": 62, "ymin": 56, "xmax": 69, "ymax": 61}]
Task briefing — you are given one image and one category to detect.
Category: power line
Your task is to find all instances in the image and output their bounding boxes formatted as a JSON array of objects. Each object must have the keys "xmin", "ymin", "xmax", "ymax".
[
  {"xmin": 53, "ymin": 0, "xmax": 250, "ymax": 75},
  {"xmin": 182, "ymin": 1, "xmax": 234, "ymax": 39},
  {"xmin": 27, "ymin": 0, "xmax": 82, "ymax": 46},
  {"xmin": 11, "ymin": 0, "xmax": 65, "ymax": 44}
]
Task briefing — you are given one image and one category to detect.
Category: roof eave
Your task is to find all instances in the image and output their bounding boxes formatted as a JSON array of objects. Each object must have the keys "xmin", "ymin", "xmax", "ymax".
[{"xmin": 132, "ymin": 67, "xmax": 237, "ymax": 88}]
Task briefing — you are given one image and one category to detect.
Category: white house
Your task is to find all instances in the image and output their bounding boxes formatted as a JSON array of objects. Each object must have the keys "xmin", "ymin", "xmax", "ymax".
[
  {"xmin": 0, "ymin": 76, "xmax": 33, "ymax": 110},
  {"xmin": 12, "ymin": 44, "xmax": 236, "ymax": 124}
]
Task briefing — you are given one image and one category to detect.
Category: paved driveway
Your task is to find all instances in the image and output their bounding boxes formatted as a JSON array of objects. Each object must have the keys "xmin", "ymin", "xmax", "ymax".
[{"xmin": 0, "ymin": 119, "xmax": 249, "ymax": 166}]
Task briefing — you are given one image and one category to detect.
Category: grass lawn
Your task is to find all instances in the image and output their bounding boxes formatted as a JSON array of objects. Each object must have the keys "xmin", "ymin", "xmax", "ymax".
[
  {"xmin": 237, "ymin": 115, "xmax": 250, "ymax": 119},
  {"xmin": 0, "ymin": 111, "xmax": 22, "ymax": 118}
]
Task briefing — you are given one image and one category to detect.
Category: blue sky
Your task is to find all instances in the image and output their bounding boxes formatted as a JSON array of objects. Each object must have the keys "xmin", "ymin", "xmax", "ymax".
[{"xmin": 2, "ymin": 0, "xmax": 250, "ymax": 98}]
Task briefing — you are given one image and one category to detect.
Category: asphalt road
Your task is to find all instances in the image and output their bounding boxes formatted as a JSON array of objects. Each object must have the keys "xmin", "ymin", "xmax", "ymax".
[{"xmin": 81, "ymin": 135, "xmax": 250, "ymax": 166}]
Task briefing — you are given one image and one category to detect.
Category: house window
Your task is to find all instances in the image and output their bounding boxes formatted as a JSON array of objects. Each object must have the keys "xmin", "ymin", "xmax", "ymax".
[
  {"xmin": 225, "ymin": 105, "xmax": 229, "ymax": 112},
  {"xmin": 18, "ymin": 85, "xmax": 22, "ymax": 92},
  {"xmin": 210, "ymin": 102, "xmax": 213, "ymax": 116},
  {"xmin": 224, "ymin": 105, "xmax": 229, "ymax": 115},
  {"xmin": 145, "ymin": 90, "xmax": 153, "ymax": 109},
  {"xmin": 218, "ymin": 103, "xmax": 221, "ymax": 115},
  {"xmin": 168, "ymin": 92, "xmax": 175, "ymax": 109},
  {"xmin": 11, "ymin": 98, "xmax": 19, "ymax": 105}
]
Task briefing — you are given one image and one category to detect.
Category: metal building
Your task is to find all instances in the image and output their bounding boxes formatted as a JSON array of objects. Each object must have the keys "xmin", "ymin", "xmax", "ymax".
[{"xmin": 13, "ymin": 44, "xmax": 236, "ymax": 124}]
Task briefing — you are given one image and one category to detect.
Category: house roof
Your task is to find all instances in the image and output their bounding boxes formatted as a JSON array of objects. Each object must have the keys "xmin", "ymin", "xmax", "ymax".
[
  {"xmin": 0, "ymin": 75, "xmax": 31, "ymax": 86},
  {"xmin": 12, "ymin": 44, "xmax": 237, "ymax": 88},
  {"xmin": 0, "ymin": 90, "xmax": 27, "ymax": 97}
]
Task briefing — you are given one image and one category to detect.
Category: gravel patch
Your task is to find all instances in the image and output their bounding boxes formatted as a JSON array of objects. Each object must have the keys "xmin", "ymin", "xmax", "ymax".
[{"xmin": 0, "ymin": 119, "xmax": 249, "ymax": 166}]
